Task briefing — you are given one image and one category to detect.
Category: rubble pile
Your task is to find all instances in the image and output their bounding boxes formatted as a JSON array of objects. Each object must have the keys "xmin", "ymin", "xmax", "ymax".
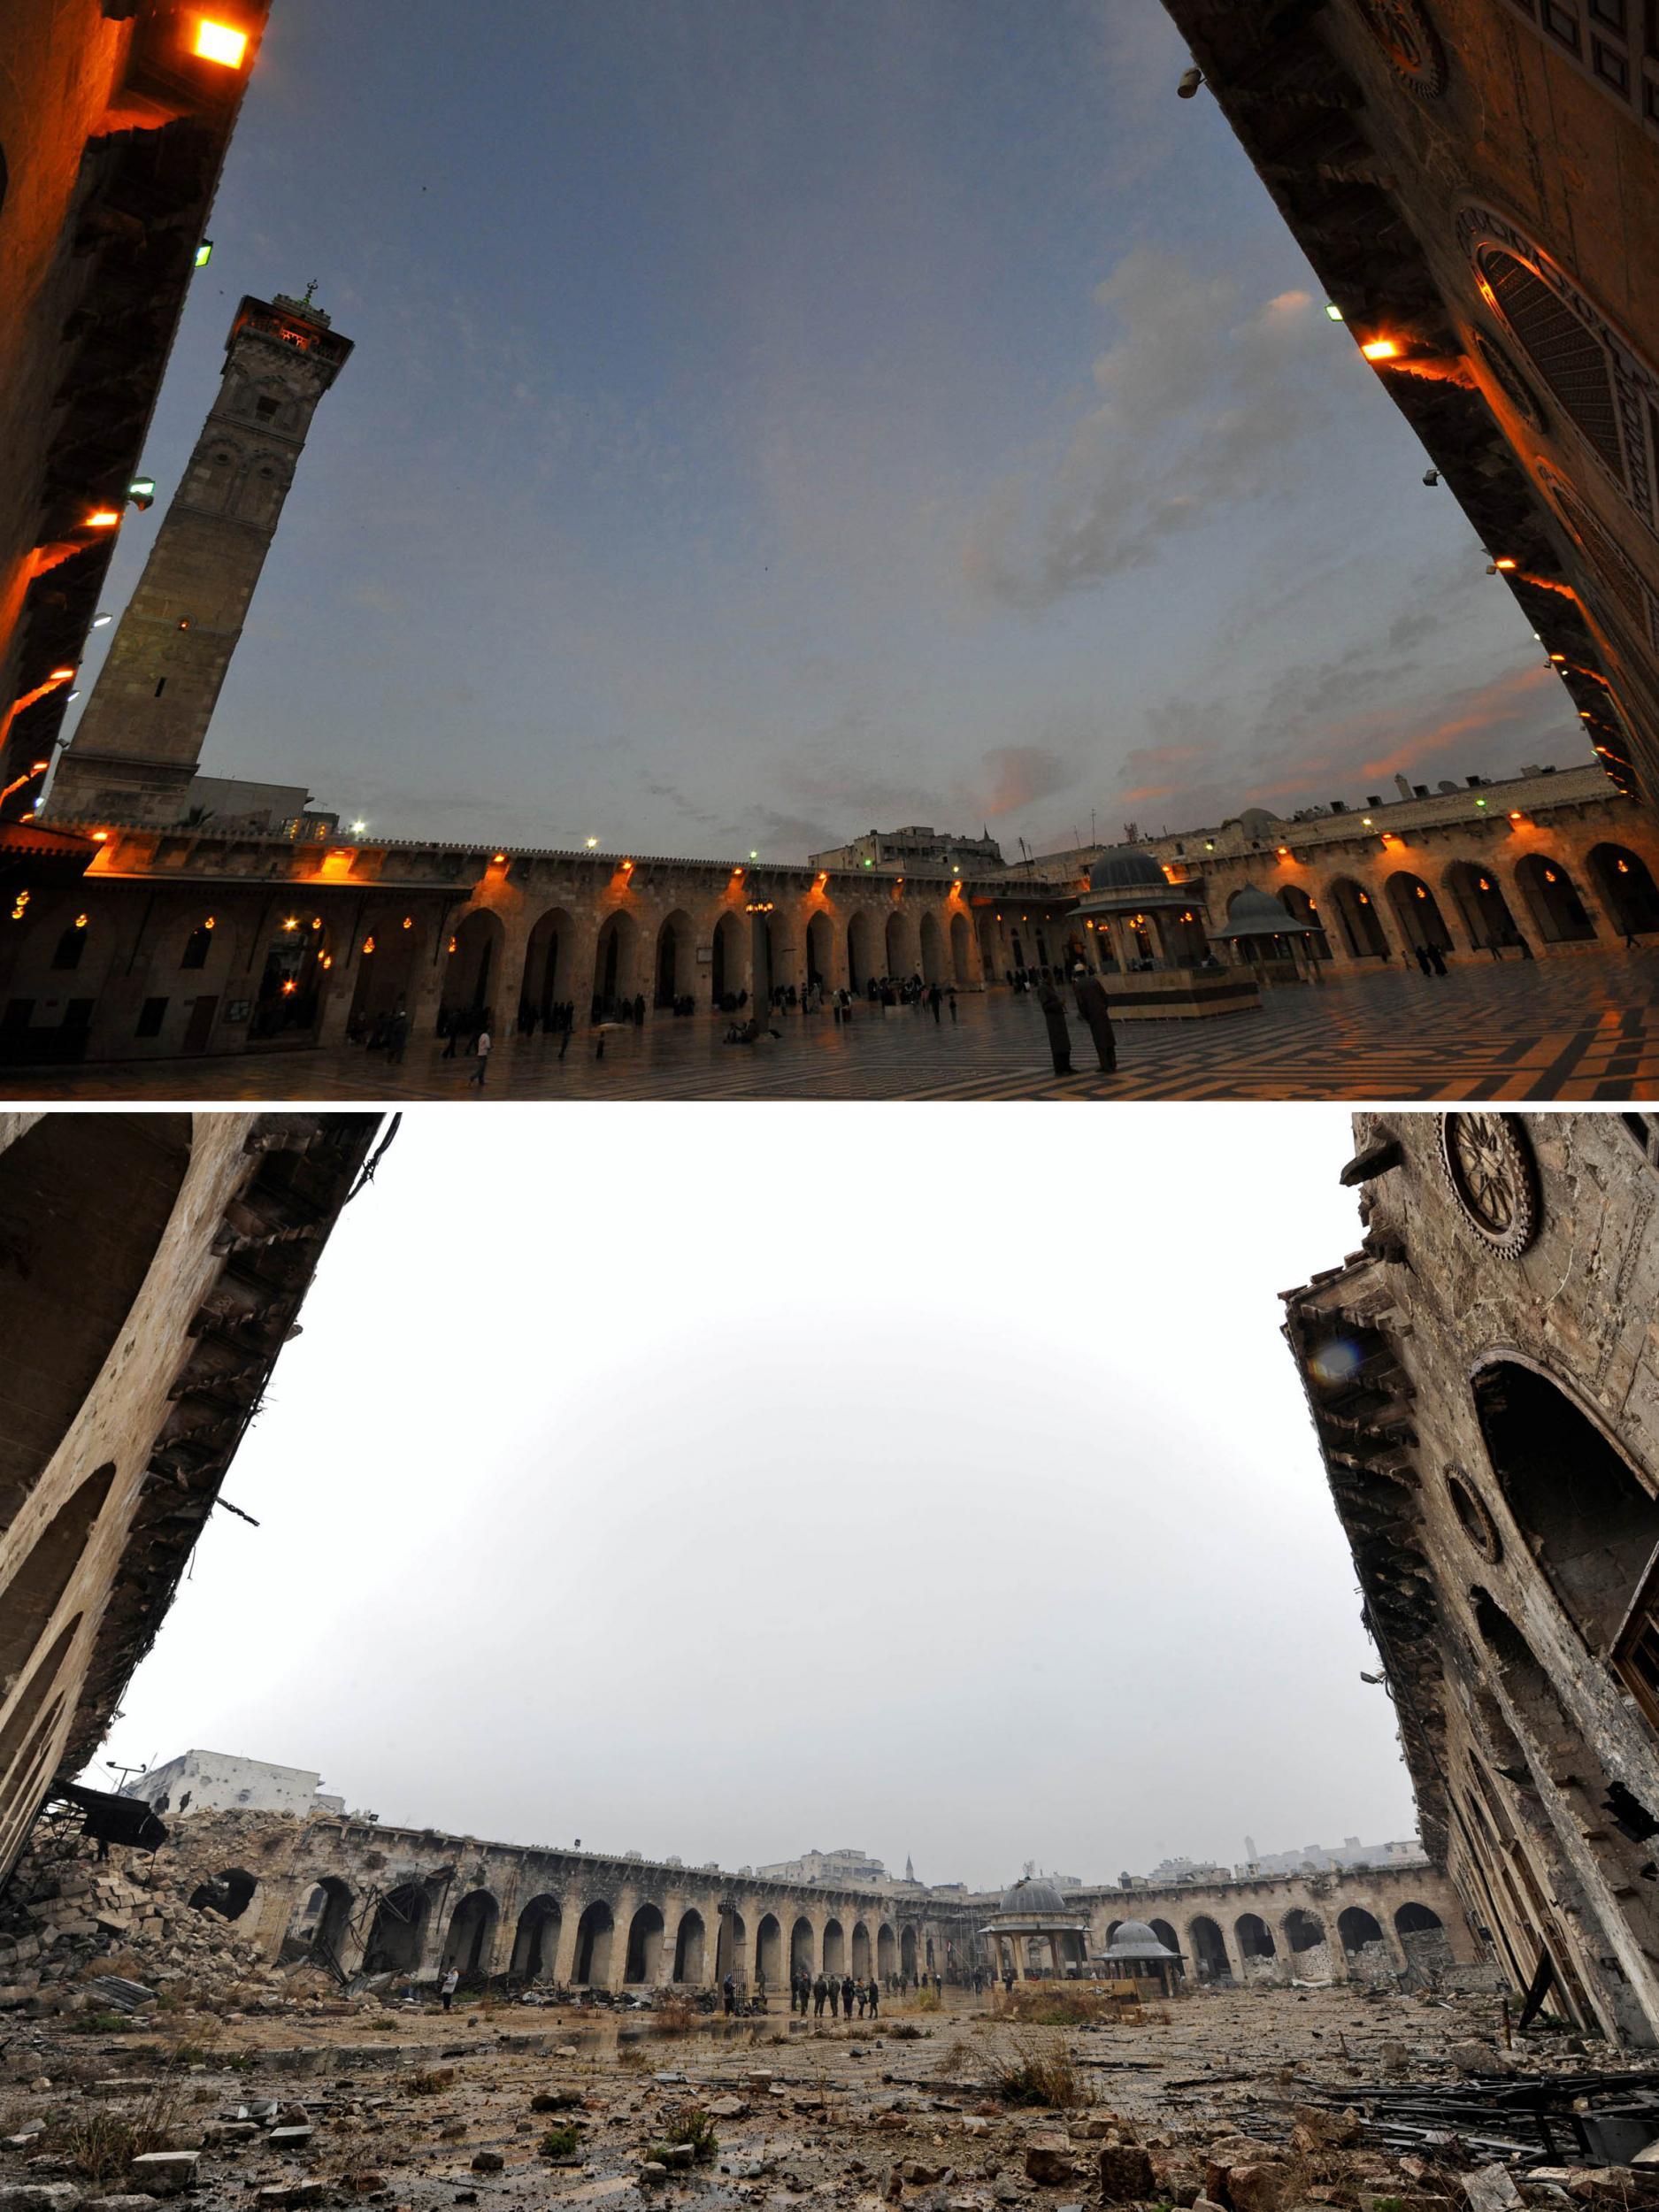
[
  {"xmin": 0, "ymin": 1832, "xmax": 326, "ymax": 2020},
  {"xmin": 0, "ymin": 1978, "xmax": 1656, "ymax": 2211}
]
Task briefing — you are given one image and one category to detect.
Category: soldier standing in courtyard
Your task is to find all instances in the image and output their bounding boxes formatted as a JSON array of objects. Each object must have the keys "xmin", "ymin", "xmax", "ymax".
[
  {"xmin": 813, "ymin": 1971, "xmax": 827, "ymax": 2017},
  {"xmin": 842, "ymin": 1971, "xmax": 856, "ymax": 2016},
  {"xmin": 1070, "ymin": 964, "xmax": 1117, "ymax": 1073},
  {"xmin": 1036, "ymin": 980, "xmax": 1073, "ymax": 1075}
]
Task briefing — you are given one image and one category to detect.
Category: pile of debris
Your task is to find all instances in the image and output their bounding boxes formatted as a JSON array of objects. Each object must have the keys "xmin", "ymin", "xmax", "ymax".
[{"xmin": 0, "ymin": 1832, "xmax": 318, "ymax": 2019}]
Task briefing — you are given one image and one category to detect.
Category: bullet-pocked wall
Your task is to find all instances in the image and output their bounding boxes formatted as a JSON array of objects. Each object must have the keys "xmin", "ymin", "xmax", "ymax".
[
  {"xmin": 1286, "ymin": 1111, "xmax": 1659, "ymax": 2047},
  {"xmin": 0, "ymin": 1111, "xmax": 382, "ymax": 1881}
]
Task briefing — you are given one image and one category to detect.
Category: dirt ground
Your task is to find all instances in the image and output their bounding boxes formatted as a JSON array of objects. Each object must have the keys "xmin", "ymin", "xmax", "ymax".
[{"xmin": 0, "ymin": 1978, "xmax": 1617, "ymax": 2210}]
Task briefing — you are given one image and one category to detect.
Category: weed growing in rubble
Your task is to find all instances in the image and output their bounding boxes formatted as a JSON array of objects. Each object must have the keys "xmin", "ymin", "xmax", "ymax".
[
  {"xmin": 985, "ymin": 2031, "xmax": 1082, "ymax": 2109},
  {"xmin": 66, "ymin": 2009, "xmax": 133, "ymax": 2035},
  {"xmin": 59, "ymin": 2081, "xmax": 187, "ymax": 2182},
  {"xmin": 660, "ymin": 2106, "xmax": 718, "ymax": 2162},
  {"xmin": 887, "ymin": 2022, "xmax": 927, "ymax": 2040},
  {"xmin": 406, "ymin": 2069, "xmax": 455, "ymax": 2096},
  {"xmin": 539, "ymin": 2123, "xmax": 582, "ymax": 2159},
  {"xmin": 653, "ymin": 1996, "xmax": 696, "ymax": 2034}
]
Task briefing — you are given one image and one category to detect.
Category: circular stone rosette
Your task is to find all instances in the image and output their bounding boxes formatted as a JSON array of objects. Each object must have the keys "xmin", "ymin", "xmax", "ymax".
[
  {"xmin": 1439, "ymin": 1112, "xmax": 1540, "ymax": 1257},
  {"xmin": 1354, "ymin": 0, "xmax": 1448, "ymax": 96}
]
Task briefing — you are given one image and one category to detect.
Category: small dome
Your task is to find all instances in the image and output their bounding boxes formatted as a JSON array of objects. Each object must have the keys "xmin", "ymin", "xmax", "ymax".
[
  {"xmin": 1000, "ymin": 1877, "xmax": 1068, "ymax": 1918},
  {"xmin": 1236, "ymin": 807, "xmax": 1279, "ymax": 838},
  {"xmin": 1089, "ymin": 849, "xmax": 1168, "ymax": 894},
  {"xmin": 1221, "ymin": 886, "xmax": 1317, "ymax": 937},
  {"xmin": 1105, "ymin": 1918, "xmax": 1181, "ymax": 1959}
]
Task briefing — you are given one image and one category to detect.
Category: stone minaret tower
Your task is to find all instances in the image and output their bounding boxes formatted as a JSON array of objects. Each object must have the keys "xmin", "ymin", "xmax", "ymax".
[{"xmin": 50, "ymin": 289, "xmax": 353, "ymax": 824}]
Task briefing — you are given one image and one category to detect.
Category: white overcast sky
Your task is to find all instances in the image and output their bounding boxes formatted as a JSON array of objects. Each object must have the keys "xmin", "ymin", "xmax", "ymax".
[{"xmin": 93, "ymin": 1104, "xmax": 1417, "ymax": 1890}]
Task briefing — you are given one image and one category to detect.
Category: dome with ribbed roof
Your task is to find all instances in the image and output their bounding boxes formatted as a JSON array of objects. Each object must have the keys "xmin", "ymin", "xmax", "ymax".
[
  {"xmin": 1218, "ymin": 886, "xmax": 1318, "ymax": 938},
  {"xmin": 1104, "ymin": 1917, "xmax": 1181, "ymax": 1958},
  {"xmin": 999, "ymin": 1877, "xmax": 1069, "ymax": 1918},
  {"xmin": 1088, "ymin": 849, "xmax": 1167, "ymax": 894}
]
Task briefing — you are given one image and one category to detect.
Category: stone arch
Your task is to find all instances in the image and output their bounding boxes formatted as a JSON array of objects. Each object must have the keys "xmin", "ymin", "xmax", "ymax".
[
  {"xmin": 655, "ymin": 910, "xmax": 695, "ymax": 1008},
  {"xmin": 919, "ymin": 911, "xmax": 946, "ymax": 985},
  {"xmin": 348, "ymin": 910, "xmax": 427, "ymax": 1028},
  {"xmin": 710, "ymin": 910, "xmax": 746, "ymax": 1003},
  {"xmin": 1473, "ymin": 1356, "xmax": 1659, "ymax": 1659},
  {"xmin": 790, "ymin": 1916, "xmax": 815, "ymax": 1979},
  {"xmin": 805, "ymin": 909, "xmax": 833, "ymax": 989},
  {"xmin": 822, "ymin": 1917, "xmax": 845, "ymax": 1975},
  {"xmin": 301, "ymin": 1876, "xmax": 353, "ymax": 1967},
  {"xmin": 900, "ymin": 1925, "xmax": 918, "ymax": 1978},
  {"xmin": 755, "ymin": 1912, "xmax": 783, "ymax": 1987},
  {"xmin": 624, "ymin": 1901, "xmax": 665, "ymax": 1983},
  {"xmin": 572, "ymin": 1898, "xmax": 614, "ymax": 1984},
  {"xmin": 1283, "ymin": 1908, "xmax": 1327, "ymax": 1956},
  {"xmin": 0, "ymin": 1614, "xmax": 81, "ymax": 1798},
  {"xmin": 1588, "ymin": 843, "xmax": 1659, "ymax": 937},
  {"xmin": 1188, "ymin": 1915, "xmax": 1230, "ymax": 1982},
  {"xmin": 1279, "ymin": 883, "xmax": 1332, "ymax": 958},
  {"xmin": 1384, "ymin": 871, "xmax": 1453, "ymax": 952},
  {"xmin": 442, "ymin": 909, "xmax": 503, "ymax": 1020},
  {"xmin": 1235, "ymin": 1912, "xmax": 1276, "ymax": 1962},
  {"xmin": 1104, "ymin": 1918, "xmax": 1124, "ymax": 1947},
  {"xmin": 1324, "ymin": 877, "xmax": 1389, "ymax": 958},
  {"xmin": 442, "ymin": 1889, "xmax": 500, "ymax": 1976},
  {"xmin": 1514, "ymin": 853, "xmax": 1598, "ymax": 943},
  {"xmin": 593, "ymin": 910, "xmax": 640, "ymax": 1017},
  {"xmin": 851, "ymin": 1920, "xmax": 872, "ymax": 1976},
  {"xmin": 1443, "ymin": 860, "xmax": 1525, "ymax": 953},
  {"xmin": 672, "ymin": 1907, "xmax": 706, "ymax": 1984},
  {"xmin": 524, "ymin": 907, "xmax": 576, "ymax": 1021},
  {"xmin": 189, "ymin": 1866, "xmax": 257, "ymax": 1920},
  {"xmin": 511, "ymin": 1894, "xmax": 561, "ymax": 1979},
  {"xmin": 877, "ymin": 1924, "xmax": 896, "ymax": 1977},
  {"xmin": 0, "ymin": 1115, "xmax": 190, "ymax": 1532},
  {"xmin": 847, "ymin": 910, "xmax": 880, "ymax": 991},
  {"xmin": 362, "ymin": 1884, "xmax": 430, "ymax": 1973},
  {"xmin": 1148, "ymin": 1917, "xmax": 1182, "ymax": 1970},
  {"xmin": 1337, "ymin": 1906, "xmax": 1386, "ymax": 1955},
  {"xmin": 1394, "ymin": 1901, "xmax": 1451, "ymax": 1973},
  {"xmin": 950, "ymin": 910, "xmax": 973, "ymax": 985},
  {"xmin": 0, "ymin": 1462, "xmax": 117, "ymax": 1701}
]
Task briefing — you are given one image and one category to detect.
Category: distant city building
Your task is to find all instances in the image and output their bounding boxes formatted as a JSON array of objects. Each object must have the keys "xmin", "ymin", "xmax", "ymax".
[
  {"xmin": 754, "ymin": 1847, "xmax": 890, "ymax": 1889},
  {"xmin": 120, "ymin": 1750, "xmax": 343, "ymax": 1822},
  {"xmin": 1240, "ymin": 1837, "xmax": 1428, "ymax": 1878},
  {"xmin": 808, "ymin": 826, "xmax": 1004, "ymax": 877}
]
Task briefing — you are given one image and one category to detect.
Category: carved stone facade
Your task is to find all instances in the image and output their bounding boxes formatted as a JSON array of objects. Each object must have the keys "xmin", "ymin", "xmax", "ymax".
[
  {"xmin": 1159, "ymin": 0, "xmax": 1659, "ymax": 810},
  {"xmin": 1286, "ymin": 1111, "xmax": 1659, "ymax": 2047},
  {"xmin": 0, "ymin": 1112, "xmax": 382, "ymax": 1886}
]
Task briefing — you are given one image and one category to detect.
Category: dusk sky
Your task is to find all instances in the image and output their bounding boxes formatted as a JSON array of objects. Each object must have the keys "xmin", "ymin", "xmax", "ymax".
[{"xmin": 64, "ymin": 1, "xmax": 1587, "ymax": 859}]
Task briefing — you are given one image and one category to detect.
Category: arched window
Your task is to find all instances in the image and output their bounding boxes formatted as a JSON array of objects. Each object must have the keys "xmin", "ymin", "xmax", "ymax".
[
  {"xmin": 1473, "ymin": 1359, "xmax": 1659, "ymax": 1657},
  {"xmin": 1477, "ymin": 246, "xmax": 1625, "ymax": 481},
  {"xmin": 181, "ymin": 925, "xmax": 214, "ymax": 970},
  {"xmin": 50, "ymin": 926, "xmax": 85, "ymax": 972}
]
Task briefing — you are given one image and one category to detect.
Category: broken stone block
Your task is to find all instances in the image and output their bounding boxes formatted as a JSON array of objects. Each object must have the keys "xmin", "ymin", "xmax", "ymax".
[
  {"xmin": 1230, "ymin": 2162, "xmax": 1297, "ymax": 2212},
  {"xmin": 266, "ymin": 2127, "xmax": 313, "ymax": 2151},
  {"xmin": 640, "ymin": 2161, "xmax": 669, "ymax": 2184},
  {"xmin": 469, "ymin": 2149, "xmax": 503, "ymax": 2172},
  {"xmin": 1025, "ymin": 2137, "xmax": 1079, "ymax": 2186},
  {"xmin": 902, "ymin": 2160, "xmax": 954, "ymax": 2186},
  {"xmin": 127, "ymin": 2153, "xmax": 198, "ymax": 2195},
  {"xmin": 1465, "ymin": 2165, "xmax": 1523, "ymax": 2212},
  {"xmin": 706, "ymin": 2095, "xmax": 748, "ymax": 2117},
  {"xmin": 1099, "ymin": 2145, "xmax": 1157, "ymax": 2201},
  {"xmin": 0, "ymin": 2187, "xmax": 83, "ymax": 2212}
]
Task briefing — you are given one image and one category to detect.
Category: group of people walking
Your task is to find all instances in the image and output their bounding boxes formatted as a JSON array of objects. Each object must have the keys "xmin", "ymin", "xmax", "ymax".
[{"xmin": 793, "ymin": 1970, "xmax": 880, "ymax": 2018}]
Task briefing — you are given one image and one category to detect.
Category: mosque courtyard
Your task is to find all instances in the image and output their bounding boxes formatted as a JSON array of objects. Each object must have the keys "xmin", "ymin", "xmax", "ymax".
[{"xmin": 10, "ymin": 943, "xmax": 1659, "ymax": 1101}]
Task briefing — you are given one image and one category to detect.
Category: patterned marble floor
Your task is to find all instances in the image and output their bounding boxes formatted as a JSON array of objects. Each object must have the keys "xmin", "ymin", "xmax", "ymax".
[{"xmin": 10, "ymin": 947, "xmax": 1659, "ymax": 1102}]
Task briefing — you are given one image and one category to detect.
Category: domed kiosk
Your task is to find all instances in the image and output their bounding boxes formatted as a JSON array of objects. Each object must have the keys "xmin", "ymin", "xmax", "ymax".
[
  {"xmin": 1212, "ymin": 884, "xmax": 1325, "ymax": 987},
  {"xmin": 981, "ymin": 1876, "xmax": 1092, "ymax": 1983},
  {"xmin": 1070, "ymin": 849, "xmax": 1260, "ymax": 1021},
  {"xmin": 1102, "ymin": 1917, "xmax": 1185, "ymax": 1997}
]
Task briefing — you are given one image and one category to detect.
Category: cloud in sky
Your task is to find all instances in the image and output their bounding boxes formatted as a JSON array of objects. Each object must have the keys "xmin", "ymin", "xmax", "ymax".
[{"xmin": 964, "ymin": 255, "xmax": 1330, "ymax": 611}]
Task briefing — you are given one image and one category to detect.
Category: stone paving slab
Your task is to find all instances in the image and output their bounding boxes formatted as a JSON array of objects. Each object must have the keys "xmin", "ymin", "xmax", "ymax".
[{"xmin": 7, "ymin": 949, "xmax": 1659, "ymax": 1102}]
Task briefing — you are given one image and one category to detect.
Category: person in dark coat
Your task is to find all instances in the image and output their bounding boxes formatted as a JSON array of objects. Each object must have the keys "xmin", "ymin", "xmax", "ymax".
[
  {"xmin": 866, "ymin": 1978, "xmax": 879, "ymax": 2017},
  {"xmin": 1069, "ymin": 965, "xmax": 1117, "ymax": 1072},
  {"xmin": 841, "ymin": 1973, "xmax": 856, "ymax": 2017},
  {"xmin": 1036, "ymin": 980, "xmax": 1073, "ymax": 1074},
  {"xmin": 812, "ymin": 1973, "xmax": 827, "ymax": 2018}
]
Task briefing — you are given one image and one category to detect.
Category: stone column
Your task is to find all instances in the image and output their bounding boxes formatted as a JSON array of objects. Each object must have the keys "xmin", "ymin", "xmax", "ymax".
[
  {"xmin": 550, "ymin": 1895, "xmax": 584, "ymax": 1987},
  {"xmin": 609, "ymin": 1888, "xmax": 639, "ymax": 1993}
]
